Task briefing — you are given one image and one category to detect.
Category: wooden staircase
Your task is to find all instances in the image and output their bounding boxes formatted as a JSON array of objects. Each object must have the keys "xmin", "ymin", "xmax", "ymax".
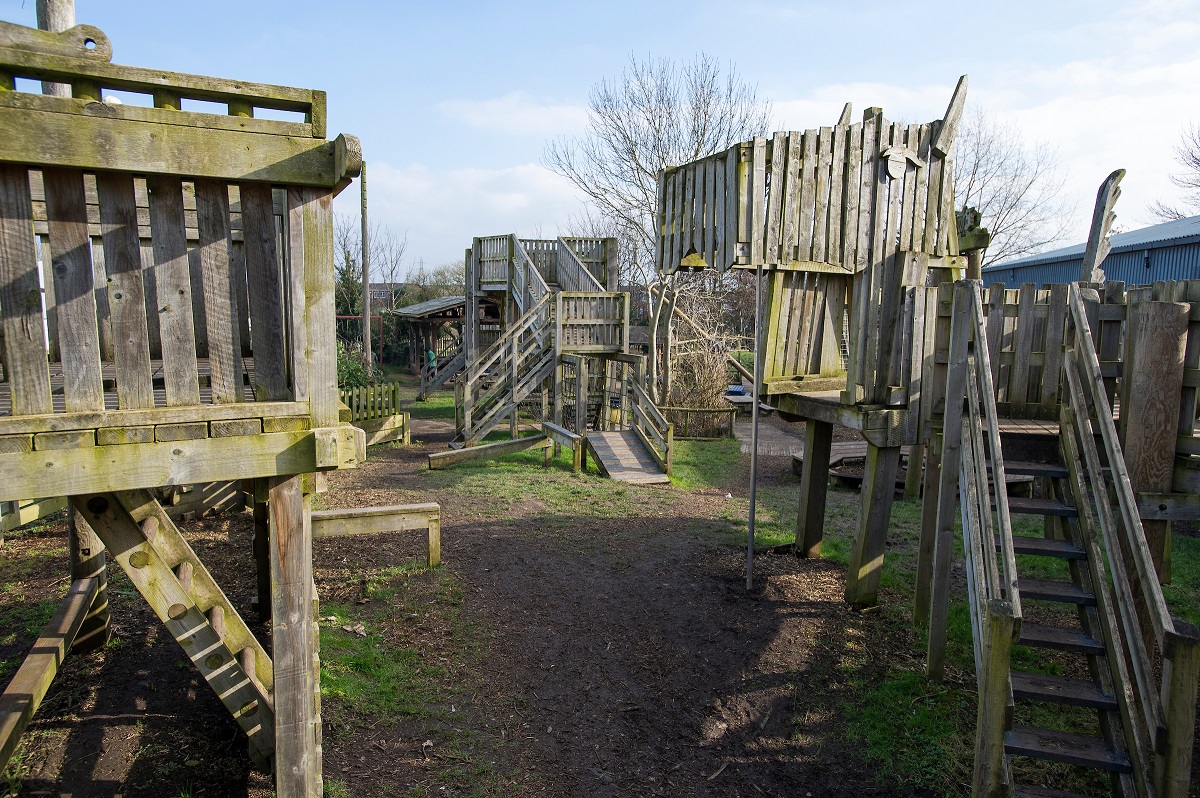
[{"xmin": 71, "ymin": 490, "xmax": 277, "ymax": 769}]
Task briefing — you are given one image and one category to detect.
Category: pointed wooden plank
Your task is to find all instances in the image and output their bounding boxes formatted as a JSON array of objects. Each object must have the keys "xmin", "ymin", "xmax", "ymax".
[
  {"xmin": 285, "ymin": 188, "xmax": 310, "ymax": 404},
  {"xmin": 0, "ymin": 165, "xmax": 52, "ymax": 416},
  {"xmin": 781, "ymin": 132, "xmax": 801, "ymax": 261},
  {"xmin": 923, "ymin": 120, "xmax": 945, "ymax": 253},
  {"xmin": 1079, "ymin": 169, "xmax": 1125, "ymax": 282},
  {"xmin": 827, "ymin": 123, "xmax": 847, "ymax": 266},
  {"xmin": 292, "ymin": 185, "xmax": 337, "ymax": 427},
  {"xmin": 750, "ymin": 137, "xmax": 766, "ymax": 265},
  {"xmin": 1040, "ymin": 283, "xmax": 1068, "ymax": 413},
  {"xmin": 43, "ymin": 167, "xmax": 103, "ymax": 412},
  {"xmin": 898, "ymin": 124, "xmax": 920, "ymax": 252},
  {"xmin": 240, "ymin": 182, "xmax": 289, "ymax": 401},
  {"xmin": 812, "ymin": 127, "xmax": 833, "ymax": 264},
  {"xmin": 147, "ymin": 175, "xmax": 201, "ymax": 406},
  {"xmin": 764, "ymin": 132, "xmax": 786, "ymax": 265},
  {"xmin": 936, "ymin": 153, "xmax": 955, "ymax": 256},
  {"xmin": 671, "ymin": 167, "xmax": 685, "ymax": 271},
  {"xmin": 862, "ymin": 117, "xmax": 893, "ymax": 401},
  {"xmin": 682, "ymin": 163, "xmax": 695, "ymax": 259},
  {"xmin": 97, "ymin": 171, "xmax": 154, "ymax": 409},
  {"xmin": 194, "ymin": 179, "xmax": 245, "ymax": 403},
  {"xmin": 843, "ymin": 122, "xmax": 864, "ymax": 272},
  {"xmin": 796, "ymin": 129, "xmax": 818, "ymax": 263},
  {"xmin": 931, "ymin": 74, "xmax": 968, "ymax": 157}
]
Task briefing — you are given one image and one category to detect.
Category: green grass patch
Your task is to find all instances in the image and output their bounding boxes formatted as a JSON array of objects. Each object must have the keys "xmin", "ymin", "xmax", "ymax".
[
  {"xmin": 1164, "ymin": 533, "xmax": 1200, "ymax": 628},
  {"xmin": 408, "ymin": 392, "xmax": 457, "ymax": 422},
  {"xmin": 670, "ymin": 438, "xmax": 742, "ymax": 491}
]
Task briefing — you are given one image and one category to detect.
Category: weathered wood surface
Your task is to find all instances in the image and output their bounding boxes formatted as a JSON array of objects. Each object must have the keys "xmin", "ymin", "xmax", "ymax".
[
  {"xmin": 312, "ymin": 503, "xmax": 441, "ymax": 567},
  {"xmin": 428, "ymin": 435, "xmax": 551, "ymax": 470},
  {"xmin": 586, "ymin": 430, "xmax": 670, "ymax": 485}
]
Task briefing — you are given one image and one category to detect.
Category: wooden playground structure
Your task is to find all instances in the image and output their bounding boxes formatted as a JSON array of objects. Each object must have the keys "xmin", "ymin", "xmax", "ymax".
[
  {"xmin": 656, "ymin": 77, "xmax": 1200, "ymax": 796},
  {"xmin": 0, "ymin": 19, "xmax": 379, "ymax": 796}
]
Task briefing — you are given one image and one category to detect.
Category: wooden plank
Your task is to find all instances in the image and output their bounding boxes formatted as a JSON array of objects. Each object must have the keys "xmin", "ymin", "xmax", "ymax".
[
  {"xmin": 1177, "ymin": 281, "xmax": 1200, "ymax": 440},
  {"xmin": 0, "ymin": 107, "xmax": 350, "ymax": 187},
  {"xmin": 750, "ymin": 137, "xmax": 766, "ymax": 265},
  {"xmin": 843, "ymin": 443, "xmax": 902, "ymax": 607},
  {"xmin": 42, "ymin": 167, "xmax": 103, "ymax": 411},
  {"xmin": 681, "ymin": 164, "xmax": 695, "ymax": 261},
  {"xmin": 723, "ymin": 145, "xmax": 738, "ymax": 269},
  {"xmin": 428, "ymin": 435, "xmax": 550, "ymax": 469},
  {"xmin": 797, "ymin": 419, "xmax": 833, "ymax": 558},
  {"xmin": 312, "ymin": 503, "xmax": 438, "ymax": 536},
  {"xmin": 713, "ymin": 154, "xmax": 727, "ymax": 270},
  {"xmin": 240, "ymin": 182, "xmax": 288, "ymax": 401},
  {"xmin": 0, "ymin": 400, "xmax": 306, "ymax": 436},
  {"xmin": 972, "ymin": 603, "xmax": 1015, "ymax": 794},
  {"xmin": 147, "ymin": 175, "xmax": 200, "ymax": 406},
  {"xmin": 1009, "ymin": 284, "xmax": 1037, "ymax": 414},
  {"xmin": 898, "ymin": 124, "xmax": 919, "ymax": 252},
  {"xmin": 922, "ymin": 120, "xmax": 945, "ymax": 253},
  {"xmin": 96, "ymin": 171, "xmax": 154, "ymax": 409},
  {"xmin": 932, "ymin": 75, "xmax": 968, "ymax": 157},
  {"xmin": 781, "ymin": 132, "xmax": 801, "ymax": 261},
  {"xmin": 1040, "ymin": 283, "xmax": 1068, "ymax": 413},
  {"xmin": 194, "ymin": 179, "xmax": 244, "ymax": 403},
  {"xmin": 0, "ymin": 164, "xmax": 52, "ymax": 416},
  {"xmin": 812, "ymin": 127, "xmax": 833, "ymax": 264},
  {"xmin": 0, "ymin": 428, "xmax": 353, "ymax": 502},
  {"xmin": 843, "ymin": 121, "xmax": 864, "ymax": 272},
  {"xmin": 796, "ymin": 129, "xmax": 818, "ymax": 263},
  {"xmin": 827, "ymin": 123, "xmax": 847, "ymax": 266},
  {"xmin": 0, "ymin": 576, "xmax": 98, "ymax": 772},
  {"xmin": 703, "ymin": 155, "xmax": 716, "ymax": 267},
  {"xmin": 765, "ymin": 132, "xmax": 786, "ymax": 265},
  {"xmin": 910, "ymin": 124, "xmax": 932, "ymax": 254}
]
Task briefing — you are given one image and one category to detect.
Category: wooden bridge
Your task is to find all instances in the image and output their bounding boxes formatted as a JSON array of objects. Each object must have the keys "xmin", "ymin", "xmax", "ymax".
[
  {"xmin": 0, "ymin": 20, "xmax": 372, "ymax": 797},
  {"xmin": 451, "ymin": 234, "xmax": 672, "ymax": 483},
  {"xmin": 655, "ymin": 76, "xmax": 1200, "ymax": 796}
]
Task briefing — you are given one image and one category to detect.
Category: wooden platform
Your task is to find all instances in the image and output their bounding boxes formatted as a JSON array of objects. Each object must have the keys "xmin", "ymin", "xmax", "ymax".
[{"xmin": 586, "ymin": 431, "xmax": 670, "ymax": 485}]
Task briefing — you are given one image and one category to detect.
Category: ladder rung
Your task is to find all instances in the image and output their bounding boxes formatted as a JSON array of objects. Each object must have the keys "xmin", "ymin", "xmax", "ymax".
[
  {"xmin": 1005, "ymin": 726, "xmax": 1132, "ymax": 773},
  {"xmin": 208, "ymin": 604, "xmax": 226, "ymax": 639},
  {"xmin": 1017, "ymin": 578, "xmax": 1096, "ymax": 606},
  {"xmin": 1018, "ymin": 622, "xmax": 1105, "ymax": 655},
  {"xmin": 1010, "ymin": 670, "xmax": 1117, "ymax": 710},
  {"xmin": 1003, "ymin": 535, "xmax": 1086, "ymax": 560},
  {"xmin": 175, "ymin": 561, "xmax": 193, "ymax": 594},
  {"xmin": 1003, "ymin": 496, "xmax": 1078, "ymax": 517}
]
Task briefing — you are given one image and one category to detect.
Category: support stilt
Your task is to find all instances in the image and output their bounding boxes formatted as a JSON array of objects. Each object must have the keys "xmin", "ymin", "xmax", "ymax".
[
  {"xmin": 844, "ymin": 443, "xmax": 902, "ymax": 607},
  {"xmin": 797, "ymin": 420, "xmax": 833, "ymax": 559}
]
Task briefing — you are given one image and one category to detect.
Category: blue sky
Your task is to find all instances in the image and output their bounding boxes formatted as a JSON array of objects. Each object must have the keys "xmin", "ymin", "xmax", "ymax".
[{"xmin": 3, "ymin": 1, "xmax": 1198, "ymax": 275}]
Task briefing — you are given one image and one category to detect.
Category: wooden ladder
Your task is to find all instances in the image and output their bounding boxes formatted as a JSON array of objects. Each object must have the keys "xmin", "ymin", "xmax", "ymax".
[
  {"xmin": 70, "ymin": 490, "xmax": 276, "ymax": 768},
  {"xmin": 990, "ymin": 451, "xmax": 1138, "ymax": 797}
]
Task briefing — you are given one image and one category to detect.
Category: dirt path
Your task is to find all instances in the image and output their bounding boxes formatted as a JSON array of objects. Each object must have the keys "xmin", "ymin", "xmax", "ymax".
[{"xmin": 5, "ymin": 424, "xmax": 935, "ymax": 797}]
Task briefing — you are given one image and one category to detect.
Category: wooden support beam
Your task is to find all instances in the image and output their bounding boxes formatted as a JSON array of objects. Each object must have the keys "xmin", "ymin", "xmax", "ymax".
[
  {"xmin": 68, "ymin": 504, "xmax": 109, "ymax": 653},
  {"xmin": 312, "ymin": 503, "xmax": 441, "ymax": 568},
  {"xmin": 542, "ymin": 422, "xmax": 583, "ymax": 472},
  {"xmin": 797, "ymin": 420, "xmax": 833, "ymax": 558},
  {"xmin": 427, "ymin": 435, "xmax": 551, "ymax": 470},
  {"xmin": 914, "ymin": 439, "xmax": 942, "ymax": 629},
  {"xmin": 0, "ymin": 576, "xmax": 97, "ymax": 772},
  {"xmin": 843, "ymin": 443, "xmax": 902, "ymax": 608},
  {"xmin": 268, "ymin": 475, "xmax": 320, "ymax": 798}
]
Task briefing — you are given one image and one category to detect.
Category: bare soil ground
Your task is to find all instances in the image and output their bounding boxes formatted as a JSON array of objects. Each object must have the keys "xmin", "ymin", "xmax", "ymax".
[{"xmin": 4, "ymin": 419, "xmax": 950, "ymax": 797}]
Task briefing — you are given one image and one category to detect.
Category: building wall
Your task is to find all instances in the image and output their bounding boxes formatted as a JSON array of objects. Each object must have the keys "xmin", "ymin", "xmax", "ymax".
[{"xmin": 982, "ymin": 241, "xmax": 1200, "ymax": 288}]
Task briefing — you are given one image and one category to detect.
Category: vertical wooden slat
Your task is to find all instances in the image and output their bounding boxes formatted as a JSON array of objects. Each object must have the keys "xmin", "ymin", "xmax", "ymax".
[
  {"xmin": 985, "ymin": 283, "xmax": 1005, "ymax": 397},
  {"xmin": 294, "ymin": 186, "xmax": 337, "ymax": 427},
  {"xmin": 704, "ymin": 156, "xmax": 717, "ymax": 266},
  {"xmin": 863, "ymin": 115, "xmax": 891, "ymax": 401},
  {"xmin": 147, "ymin": 175, "xmax": 201, "ymax": 406},
  {"xmin": 812, "ymin": 126, "xmax": 833, "ymax": 264},
  {"xmin": 681, "ymin": 164, "xmax": 695, "ymax": 260},
  {"xmin": 39, "ymin": 233, "xmax": 59, "ymax": 364},
  {"xmin": 911, "ymin": 124, "xmax": 932, "ymax": 254},
  {"xmin": 936, "ymin": 154, "xmax": 955, "ymax": 255},
  {"xmin": 0, "ymin": 165, "xmax": 52, "ymax": 415},
  {"xmin": 923, "ymin": 121, "xmax": 945, "ymax": 253},
  {"xmin": 43, "ymin": 167, "xmax": 103, "ymax": 412},
  {"xmin": 714, "ymin": 155, "xmax": 727, "ymax": 270},
  {"xmin": 97, "ymin": 171, "xmax": 154, "ymax": 409},
  {"xmin": 796, "ymin": 129, "xmax": 818, "ymax": 263},
  {"xmin": 1040, "ymin": 283, "xmax": 1069, "ymax": 413},
  {"xmin": 285, "ymin": 189, "xmax": 309, "ymax": 404},
  {"xmin": 786, "ymin": 273, "xmax": 809, "ymax": 375},
  {"xmin": 724, "ymin": 145, "xmax": 739, "ymax": 269},
  {"xmin": 240, "ymin": 182, "xmax": 289, "ymax": 402},
  {"xmin": 750, "ymin": 137, "xmax": 766, "ymax": 265},
  {"xmin": 898, "ymin": 124, "xmax": 920, "ymax": 252},
  {"xmin": 194, "ymin": 179, "xmax": 245, "ymax": 403},
  {"xmin": 669, "ymin": 168, "xmax": 684, "ymax": 272},
  {"xmin": 843, "ymin": 122, "xmax": 864, "ymax": 272},
  {"xmin": 781, "ymin": 132, "xmax": 801, "ymax": 263},
  {"xmin": 1009, "ymin": 283, "xmax": 1037, "ymax": 414},
  {"xmin": 764, "ymin": 132, "xmax": 786, "ymax": 265},
  {"xmin": 654, "ymin": 171, "xmax": 667, "ymax": 275},
  {"xmin": 827, "ymin": 124, "xmax": 847, "ymax": 266}
]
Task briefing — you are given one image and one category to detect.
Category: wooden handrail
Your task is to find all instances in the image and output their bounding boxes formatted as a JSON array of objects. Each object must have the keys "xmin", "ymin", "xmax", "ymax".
[{"xmin": 556, "ymin": 237, "xmax": 605, "ymax": 292}]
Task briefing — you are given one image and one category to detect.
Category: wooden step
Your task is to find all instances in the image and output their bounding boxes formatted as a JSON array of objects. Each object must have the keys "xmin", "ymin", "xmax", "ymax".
[
  {"xmin": 1004, "ymin": 535, "xmax": 1086, "ymax": 560},
  {"xmin": 1018, "ymin": 622, "xmax": 1105, "ymax": 656},
  {"xmin": 1004, "ymin": 496, "xmax": 1078, "ymax": 517},
  {"xmin": 1017, "ymin": 578, "xmax": 1096, "ymax": 606},
  {"xmin": 995, "ymin": 460, "xmax": 1069, "ymax": 479},
  {"xmin": 1014, "ymin": 784, "xmax": 1098, "ymax": 798},
  {"xmin": 1010, "ymin": 670, "xmax": 1117, "ymax": 710},
  {"xmin": 1005, "ymin": 726, "xmax": 1132, "ymax": 773}
]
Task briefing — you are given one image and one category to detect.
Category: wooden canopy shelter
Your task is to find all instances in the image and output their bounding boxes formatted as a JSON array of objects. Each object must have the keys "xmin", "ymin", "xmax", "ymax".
[{"xmin": 0, "ymin": 20, "xmax": 362, "ymax": 797}]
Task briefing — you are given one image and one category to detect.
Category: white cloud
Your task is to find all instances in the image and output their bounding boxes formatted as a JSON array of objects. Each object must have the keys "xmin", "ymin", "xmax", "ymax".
[
  {"xmin": 336, "ymin": 161, "xmax": 589, "ymax": 269},
  {"xmin": 438, "ymin": 92, "xmax": 589, "ymax": 136}
]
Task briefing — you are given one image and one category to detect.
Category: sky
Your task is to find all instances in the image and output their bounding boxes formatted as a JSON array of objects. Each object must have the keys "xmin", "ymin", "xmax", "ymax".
[{"xmin": 3, "ymin": 0, "xmax": 1199, "ymax": 277}]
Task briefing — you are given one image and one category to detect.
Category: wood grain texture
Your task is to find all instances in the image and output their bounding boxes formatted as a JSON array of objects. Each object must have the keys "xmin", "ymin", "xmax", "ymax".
[
  {"xmin": 0, "ymin": 164, "xmax": 52, "ymax": 415},
  {"xmin": 43, "ymin": 167, "xmax": 103, "ymax": 411},
  {"xmin": 193, "ymin": 179, "xmax": 244, "ymax": 403},
  {"xmin": 147, "ymin": 174, "xmax": 200, "ymax": 406},
  {"xmin": 240, "ymin": 182, "xmax": 288, "ymax": 401}
]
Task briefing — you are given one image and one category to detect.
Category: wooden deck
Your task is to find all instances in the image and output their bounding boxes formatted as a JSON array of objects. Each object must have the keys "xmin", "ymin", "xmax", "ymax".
[{"xmin": 586, "ymin": 431, "xmax": 670, "ymax": 485}]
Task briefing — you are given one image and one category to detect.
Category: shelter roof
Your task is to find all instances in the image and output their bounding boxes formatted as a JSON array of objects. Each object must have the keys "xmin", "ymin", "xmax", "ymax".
[{"xmin": 393, "ymin": 295, "xmax": 466, "ymax": 320}]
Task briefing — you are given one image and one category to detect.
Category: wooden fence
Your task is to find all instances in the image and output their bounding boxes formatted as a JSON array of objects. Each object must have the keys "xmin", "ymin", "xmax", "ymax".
[
  {"xmin": 340, "ymin": 382, "xmax": 403, "ymax": 423},
  {"xmin": 660, "ymin": 406, "xmax": 737, "ymax": 439},
  {"xmin": 558, "ymin": 292, "xmax": 629, "ymax": 352}
]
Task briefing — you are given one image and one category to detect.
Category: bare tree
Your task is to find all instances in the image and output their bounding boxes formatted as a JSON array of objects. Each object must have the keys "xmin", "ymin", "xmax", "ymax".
[
  {"xmin": 953, "ymin": 107, "xmax": 1074, "ymax": 265},
  {"xmin": 1149, "ymin": 123, "xmax": 1200, "ymax": 221},
  {"xmin": 405, "ymin": 260, "xmax": 465, "ymax": 303},
  {"xmin": 546, "ymin": 53, "xmax": 772, "ymax": 287},
  {"xmin": 334, "ymin": 214, "xmax": 409, "ymax": 314}
]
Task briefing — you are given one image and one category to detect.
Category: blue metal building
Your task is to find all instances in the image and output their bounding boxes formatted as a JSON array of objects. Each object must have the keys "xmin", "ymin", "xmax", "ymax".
[{"xmin": 981, "ymin": 215, "xmax": 1200, "ymax": 287}]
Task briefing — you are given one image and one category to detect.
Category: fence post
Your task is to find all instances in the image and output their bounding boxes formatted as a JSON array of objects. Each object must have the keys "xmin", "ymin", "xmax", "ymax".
[{"xmin": 972, "ymin": 603, "xmax": 1014, "ymax": 797}]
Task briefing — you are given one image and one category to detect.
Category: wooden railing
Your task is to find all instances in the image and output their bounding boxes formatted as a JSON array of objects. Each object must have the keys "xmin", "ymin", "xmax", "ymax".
[
  {"xmin": 561, "ymin": 237, "xmax": 614, "ymax": 291},
  {"xmin": 477, "ymin": 234, "xmax": 510, "ymax": 286},
  {"xmin": 660, "ymin": 406, "xmax": 737, "ymax": 439},
  {"xmin": 339, "ymin": 382, "xmax": 403, "ymax": 423},
  {"xmin": 931, "ymin": 281, "xmax": 1022, "ymax": 791},
  {"xmin": 630, "ymin": 380, "xmax": 673, "ymax": 476},
  {"xmin": 558, "ymin": 292, "xmax": 628, "ymax": 352},
  {"xmin": 555, "ymin": 238, "xmax": 606, "ymax": 292},
  {"xmin": 1060, "ymin": 283, "xmax": 1199, "ymax": 797}
]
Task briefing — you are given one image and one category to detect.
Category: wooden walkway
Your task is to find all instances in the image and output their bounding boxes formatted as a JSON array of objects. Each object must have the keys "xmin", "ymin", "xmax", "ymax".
[{"xmin": 587, "ymin": 431, "xmax": 670, "ymax": 485}]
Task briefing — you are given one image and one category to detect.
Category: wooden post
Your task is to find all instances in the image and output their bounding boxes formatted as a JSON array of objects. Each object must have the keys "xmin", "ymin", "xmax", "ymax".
[
  {"xmin": 576, "ymin": 357, "xmax": 589, "ymax": 434},
  {"xmin": 914, "ymin": 438, "xmax": 942, "ymax": 629},
  {"xmin": 253, "ymin": 479, "xmax": 271, "ymax": 621},
  {"xmin": 35, "ymin": 0, "xmax": 73, "ymax": 97},
  {"xmin": 1121, "ymin": 301, "xmax": 1188, "ymax": 576},
  {"xmin": 972, "ymin": 602, "xmax": 1015, "ymax": 797},
  {"xmin": 903, "ymin": 443, "xmax": 922, "ymax": 498},
  {"xmin": 844, "ymin": 443, "xmax": 902, "ymax": 607},
  {"xmin": 269, "ymin": 475, "xmax": 320, "ymax": 798},
  {"xmin": 360, "ymin": 162, "xmax": 371, "ymax": 367},
  {"xmin": 797, "ymin": 420, "xmax": 832, "ymax": 558},
  {"xmin": 68, "ymin": 504, "xmax": 109, "ymax": 653},
  {"xmin": 1158, "ymin": 629, "xmax": 1200, "ymax": 797}
]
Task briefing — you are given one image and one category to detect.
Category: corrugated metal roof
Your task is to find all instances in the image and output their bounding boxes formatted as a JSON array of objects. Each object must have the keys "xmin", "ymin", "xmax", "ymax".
[
  {"xmin": 393, "ymin": 295, "xmax": 466, "ymax": 319},
  {"xmin": 984, "ymin": 214, "xmax": 1200, "ymax": 272}
]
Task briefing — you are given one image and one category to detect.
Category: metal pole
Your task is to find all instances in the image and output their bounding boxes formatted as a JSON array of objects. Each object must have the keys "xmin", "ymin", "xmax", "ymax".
[
  {"xmin": 360, "ymin": 161, "xmax": 372, "ymax": 367},
  {"xmin": 747, "ymin": 261, "xmax": 764, "ymax": 591}
]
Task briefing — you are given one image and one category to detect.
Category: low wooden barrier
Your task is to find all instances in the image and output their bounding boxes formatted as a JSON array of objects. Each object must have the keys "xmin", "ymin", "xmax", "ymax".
[
  {"xmin": 0, "ymin": 496, "xmax": 67, "ymax": 538},
  {"xmin": 339, "ymin": 382, "xmax": 409, "ymax": 446},
  {"xmin": 311, "ymin": 503, "xmax": 441, "ymax": 568},
  {"xmin": 428, "ymin": 435, "xmax": 553, "ymax": 471},
  {"xmin": 660, "ymin": 406, "xmax": 737, "ymax": 440},
  {"xmin": 542, "ymin": 422, "xmax": 584, "ymax": 472}
]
